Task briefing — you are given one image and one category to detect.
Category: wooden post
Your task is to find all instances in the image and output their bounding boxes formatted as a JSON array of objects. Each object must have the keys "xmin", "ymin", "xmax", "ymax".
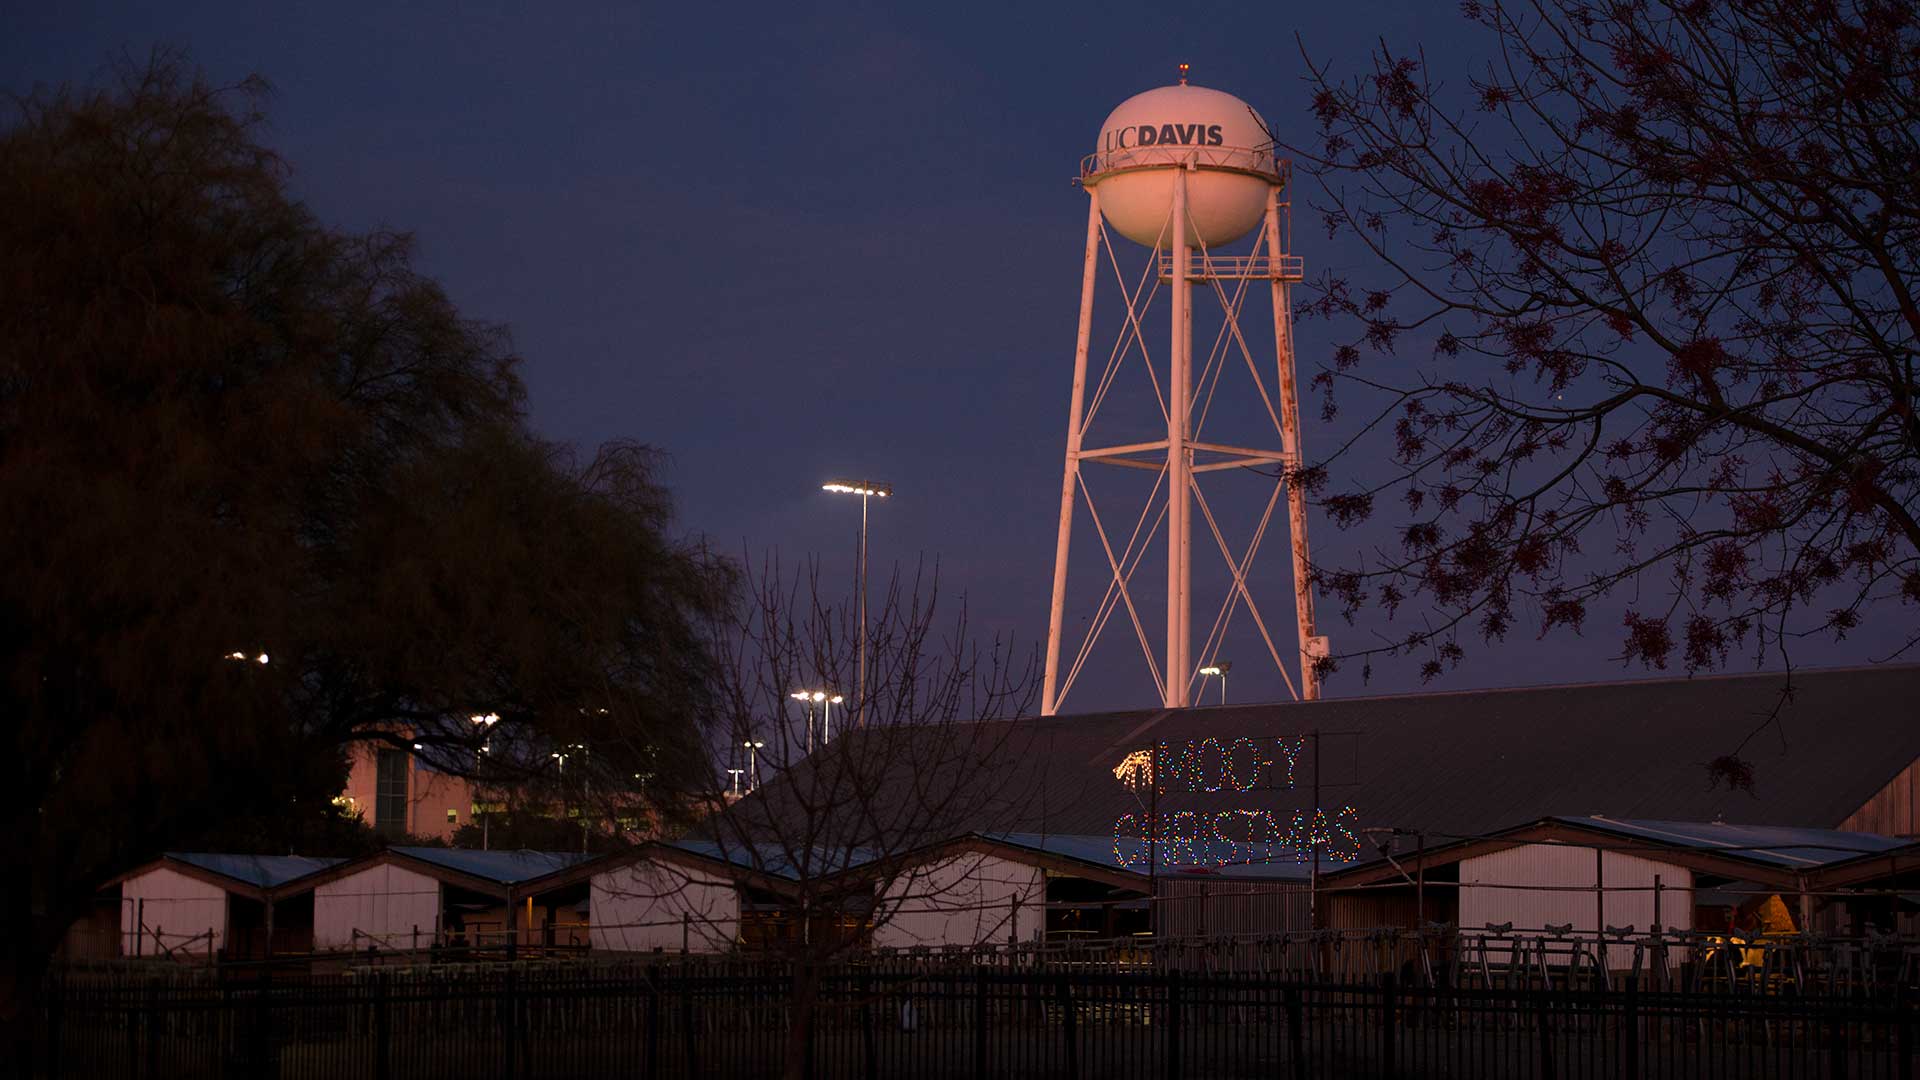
[{"xmin": 1415, "ymin": 832, "xmax": 1426, "ymax": 927}]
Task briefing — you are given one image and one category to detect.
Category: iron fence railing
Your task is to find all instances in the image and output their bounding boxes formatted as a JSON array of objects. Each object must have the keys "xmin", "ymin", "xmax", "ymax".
[{"xmin": 39, "ymin": 958, "xmax": 1920, "ymax": 1080}]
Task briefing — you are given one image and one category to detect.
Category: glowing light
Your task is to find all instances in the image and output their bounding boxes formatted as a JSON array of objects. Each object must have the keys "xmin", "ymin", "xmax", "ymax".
[
  {"xmin": 1112, "ymin": 749, "xmax": 1154, "ymax": 790},
  {"xmin": 1110, "ymin": 804, "xmax": 1361, "ymax": 869},
  {"xmin": 1145, "ymin": 736, "xmax": 1300, "ymax": 794},
  {"xmin": 823, "ymin": 480, "xmax": 893, "ymax": 498}
]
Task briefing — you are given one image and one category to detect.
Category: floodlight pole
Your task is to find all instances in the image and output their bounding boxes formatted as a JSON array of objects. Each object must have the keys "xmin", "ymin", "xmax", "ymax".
[
  {"xmin": 857, "ymin": 488, "xmax": 870, "ymax": 726},
  {"xmin": 824, "ymin": 481, "xmax": 889, "ymax": 727}
]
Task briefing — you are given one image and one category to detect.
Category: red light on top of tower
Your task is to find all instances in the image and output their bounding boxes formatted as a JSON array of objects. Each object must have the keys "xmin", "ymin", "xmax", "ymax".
[{"xmin": 1178, "ymin": 62, "xmax": 1190, "ymax": 86}]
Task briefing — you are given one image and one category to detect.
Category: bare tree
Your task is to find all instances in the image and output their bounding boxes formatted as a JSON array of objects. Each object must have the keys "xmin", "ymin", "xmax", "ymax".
[
  {"xmin": 1285, "ymin": 2, "xmax": 1920, "ymax": 741},
  {"xmin": 592, "ymin": 558, "xmax": 1042, "ymax": 1079}
]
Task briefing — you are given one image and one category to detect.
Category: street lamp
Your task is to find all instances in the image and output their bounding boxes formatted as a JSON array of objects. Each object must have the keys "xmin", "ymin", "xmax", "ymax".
[
  {"xmin": 742, "ymin": 740, "xmax": 765, "ymax": 791},
  {"xmin": 789, "ymin": 689, "xmax": 844, "ymax": 752},
  {"xmin": 822, "ymin": 479, "xmax": 891, "ymax": 727},
  {"xmin": 1199, "ymin": 660, "xmax": 1232, "ymax": 704},
  {"xmin": 727, "ymin": 768, "xmax": 746, "ymax": 796},
  {"xmin": 471, "ymin": 712, "xmax": 499, "ymax": 754}
]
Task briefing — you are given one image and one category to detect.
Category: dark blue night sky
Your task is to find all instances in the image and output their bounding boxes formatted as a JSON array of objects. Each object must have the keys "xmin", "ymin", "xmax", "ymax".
[{"xmin": 7, "ymin": 2, "xmax": 1900, "ymax": 711}]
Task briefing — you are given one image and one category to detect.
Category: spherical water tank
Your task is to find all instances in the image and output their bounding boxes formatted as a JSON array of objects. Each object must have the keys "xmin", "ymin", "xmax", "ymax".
[{"xmin": 1086, "ymin": 83, "xmax": 1277, "ymax": 249}]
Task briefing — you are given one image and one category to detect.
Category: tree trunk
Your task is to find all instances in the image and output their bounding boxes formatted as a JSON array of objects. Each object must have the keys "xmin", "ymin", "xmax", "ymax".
[{"xmin": 783, "ymin": 962, "xmax": 818, "ymax": 1080}]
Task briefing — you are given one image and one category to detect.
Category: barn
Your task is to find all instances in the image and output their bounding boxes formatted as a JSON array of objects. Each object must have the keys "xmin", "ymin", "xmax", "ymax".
[{"xmin": 770, "ymin": 663, "xmax": 1920, "ymax": 936}]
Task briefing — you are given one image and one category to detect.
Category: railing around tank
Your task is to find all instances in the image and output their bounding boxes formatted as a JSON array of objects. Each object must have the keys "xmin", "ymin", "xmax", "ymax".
[
  {"xmin": 1081, "ymin": 143, "xmax": 1280, "ymax": 179},
  {"xmin": 1156, "ymin": 251, "xmax": 1305, "ymax": 281}
]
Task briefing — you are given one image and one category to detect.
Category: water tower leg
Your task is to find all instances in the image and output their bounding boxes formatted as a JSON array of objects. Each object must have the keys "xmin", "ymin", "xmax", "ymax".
[
  {"xmin": 1166, "ymin": 166, "xmax": 1192, "ymax": 708},
  {"xmin": 1264, "ymin": 185, "xmax": 1322, "ymax": 699},
  {"xmin": 1042, "ymin": 192, "xmax": 1104, "ymax": 716}
]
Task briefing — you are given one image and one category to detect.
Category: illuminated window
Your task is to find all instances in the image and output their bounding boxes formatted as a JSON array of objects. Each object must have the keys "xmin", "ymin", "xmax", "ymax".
[{"xmin": 447, "ymin": 808, "xmax": 458, "ymax": 824}]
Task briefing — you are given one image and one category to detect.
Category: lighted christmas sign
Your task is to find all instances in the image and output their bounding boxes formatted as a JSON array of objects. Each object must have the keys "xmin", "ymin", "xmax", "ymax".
[{"xmin": 1110, "ymin": 736, "xmax": 1361, "ymax": 870}]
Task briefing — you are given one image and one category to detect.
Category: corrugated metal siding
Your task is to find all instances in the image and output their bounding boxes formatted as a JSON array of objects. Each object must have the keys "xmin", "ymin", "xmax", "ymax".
[{"xmin": 1157, "ymin": 878, "xmax": 1311, "ymax": 937}]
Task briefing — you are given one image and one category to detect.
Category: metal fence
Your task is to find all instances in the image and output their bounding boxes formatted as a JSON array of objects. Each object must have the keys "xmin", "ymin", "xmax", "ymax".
[{"xmin": 39, "ymin": 959, "xmax": 1920, "ymax": 1079}]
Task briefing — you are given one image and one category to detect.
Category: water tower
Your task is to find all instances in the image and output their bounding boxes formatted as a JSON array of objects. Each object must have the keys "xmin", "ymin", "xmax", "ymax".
[{"xmin": 1041, "ymin": 70, "xmax": 1328, "ymax": 713}]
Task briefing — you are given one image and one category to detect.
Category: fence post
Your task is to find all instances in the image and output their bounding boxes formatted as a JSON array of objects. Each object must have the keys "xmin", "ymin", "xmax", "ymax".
[
  {"xmin": 1622, "ymin": 980, "xmax": 1639, "ymax": 1079},
  {"xmin": 1535, "ymin": 984, "xmax": 1556, "ymax": 1080},
  {"xmin": 503, "ymin": 964, "xmax": 518, "ymax": 1080},
  {"xmin": 1830, "ymin": 990, "xmax": 1852, "ymax": 1080},
  {"xmin": 1285, "ymin": 986, "xmax": 1306, "ymax": 1080},
  {"xmin": 681, "ymin": 965, "xmax": 700, "ymax": 1077},
  {"xmin": 1898, "ymin": 997, "xmax": 1912, "ymax": 1080},
  {"xmin": 1380, "ymin": 972, "xmax": 1397, "ymax": 1080},
  {"xmin": 861, "ymin": 969, "xmax": 878, "ymax": 1080},
  {"xmin": 373, "ymin": 970, "xmax": 391, "ymax": 1080},
  {"xmin": 1165, "ymin": 970, "xmax": 1182, "ymax": 1080},
  {"xmin": 1058, "ymin": 974, "xmax": 1079, "ymax": 1080},
  {"xmin": 974, "ymin": 969, "xmax": 989, "ymax": 1080},
  {"xmin": 126, "ymin": 979, "xmax": 138, "ymax": 1080},
  {"xmin": 645, "ymin": 967, "xmax": 660, "ymax": 1080},
  {"xmin": 144, "ymin": 981, "xmax": 159, "ymax": 1080},
  {"xmin": 253, "ymin": 966, "xmax": 275, "ymax": 1080}
]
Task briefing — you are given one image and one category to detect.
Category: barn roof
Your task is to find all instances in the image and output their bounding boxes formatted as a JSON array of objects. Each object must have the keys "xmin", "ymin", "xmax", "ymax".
[
  {"xmin": 988, "ymin": 832, "xmax": 1313, "ymax": 881},
  {"xmin": 158, "ymin": 853, "xmax": 342, "ymax": 889},
  {"xmin": 388, "ymin": 847, "xmax": 592, "ymax": 885},
  {"xmin": 1563, "ymin": 816, "xmax": 1910, "ymax": 869},
  {"xmin": 775, "ymin": 664, "xmax": 1920, "ymax": 880}
]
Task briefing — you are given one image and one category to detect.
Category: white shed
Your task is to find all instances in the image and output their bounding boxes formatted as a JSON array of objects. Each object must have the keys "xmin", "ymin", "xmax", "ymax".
[
  {"xmin": 871, "ymin": 850, "xmax": 1045, "ymax": 949},
  {"xmin": 314, "ymin": 861, "xmax": 443, "ymax": 951},
  {"xmin": 112, "ymin": 853, "xmax": 340, "ymax": 959},
  {"xmin": 304, "ymin": 847, "xmax": 594, "ymax": 953},
  {"xmin": 1459, "ymin": 841, "xmax": 1693, "ymax": 968},
  {"xmin": 591, "ymin": 853, "xmax": 743, "ymax": 954}
]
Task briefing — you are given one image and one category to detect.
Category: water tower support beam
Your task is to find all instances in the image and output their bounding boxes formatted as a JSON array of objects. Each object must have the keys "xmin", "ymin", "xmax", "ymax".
[
  {"xmin": 1264, "ymin": 184, "xmax": 1322, "ymax": 699},
  {"xmin": 1042, "ymin": 192, "xmax": 1106, "ymax": 716},
  {"xmin": 1166, "ymin": 165, "xmax": 1193, "ymax": 709}
]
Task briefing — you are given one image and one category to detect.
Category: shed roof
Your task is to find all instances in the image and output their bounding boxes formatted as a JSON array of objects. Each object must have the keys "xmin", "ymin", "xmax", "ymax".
[
  {"xmin": 988, "ymin": 832, "xmax": 1312, "ymax": 882},
  {"xmin": 661, "ymin": 840, "xmax": 877, "ymax": 881},
  {"xmin": 1564, "ymin": 816, "xmax": 1910, "ymax": 869},
  {"xmin": 156, "ymin": 853, "xmax": 342, "ymax": 890},
  {"xmin": 388, "ymin": 847, "xmax": 592, "ymax": 885}
]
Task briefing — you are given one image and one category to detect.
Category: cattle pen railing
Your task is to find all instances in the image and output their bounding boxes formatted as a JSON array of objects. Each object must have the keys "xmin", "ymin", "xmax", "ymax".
[{"xmin": 39, "ymin": 958, "xmax": 1920, "ymax": 1080}]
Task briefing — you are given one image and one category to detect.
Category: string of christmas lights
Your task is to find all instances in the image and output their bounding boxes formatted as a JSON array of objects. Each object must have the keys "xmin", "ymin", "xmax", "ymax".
[
  {"xmin": 1144, "ymin": 736, "xmax": 1305, "ymax": 794},
  {"xmin": 1111, "ymin": 804, "xmax": 1360, "ymax": 869}
]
